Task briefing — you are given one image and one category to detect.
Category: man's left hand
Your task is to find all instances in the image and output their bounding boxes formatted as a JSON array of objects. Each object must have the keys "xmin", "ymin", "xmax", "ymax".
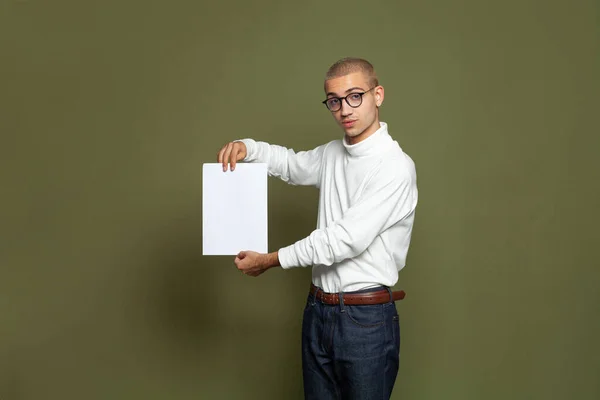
[{"xmin": 234, "ymin": 251, "xmax": 280, "ymax": 277}]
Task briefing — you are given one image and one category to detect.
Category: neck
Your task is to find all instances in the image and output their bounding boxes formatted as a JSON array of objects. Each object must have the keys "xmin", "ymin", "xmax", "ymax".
[{"xmin": 345, "ymin": 118, "xmax": 381, "ymax": 145}]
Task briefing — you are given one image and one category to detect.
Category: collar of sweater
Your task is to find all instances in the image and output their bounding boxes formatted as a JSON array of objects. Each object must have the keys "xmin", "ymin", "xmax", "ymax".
[{"xmin": 342, "ymin": 121, "xmax": 392, "ymax": 157}]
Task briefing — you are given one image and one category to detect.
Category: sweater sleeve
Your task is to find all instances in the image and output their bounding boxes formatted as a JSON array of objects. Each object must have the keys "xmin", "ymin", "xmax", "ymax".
[
  {"xmin": 236, "ymin": 139, "xmax": 326, "ymax": 187},
  {"xmin": 277, "ymin": 167, "xmax": 417, "ymax": 268}
]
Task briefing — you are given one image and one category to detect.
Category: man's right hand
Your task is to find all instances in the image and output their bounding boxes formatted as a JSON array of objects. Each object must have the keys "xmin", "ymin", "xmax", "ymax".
[{"xmin": 217, "ymin": 141, "xmax": 247, "ymax": 172}]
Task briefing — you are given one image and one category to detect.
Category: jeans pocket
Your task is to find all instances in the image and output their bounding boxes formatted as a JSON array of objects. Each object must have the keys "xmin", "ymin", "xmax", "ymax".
[{"xmin": 344, "ymin": 305, "xmax": 385, "ymax": 328}]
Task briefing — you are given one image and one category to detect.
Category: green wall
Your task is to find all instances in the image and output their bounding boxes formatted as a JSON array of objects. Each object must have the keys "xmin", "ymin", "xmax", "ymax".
[{"xmin": 1, "ymin": 1, "xmax": 598, "ymax": 399}]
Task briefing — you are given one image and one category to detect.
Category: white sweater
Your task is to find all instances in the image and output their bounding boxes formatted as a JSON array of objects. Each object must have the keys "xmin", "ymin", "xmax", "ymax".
[{"xmin": 239, "ymin": 122, "xmax": 418, "ymax": 293}]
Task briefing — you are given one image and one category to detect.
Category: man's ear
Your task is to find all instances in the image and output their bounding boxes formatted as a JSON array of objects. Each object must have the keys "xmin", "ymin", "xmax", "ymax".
[{"xmin": 375, "ymin": 85, "xmax": 384, "ymax": 107}]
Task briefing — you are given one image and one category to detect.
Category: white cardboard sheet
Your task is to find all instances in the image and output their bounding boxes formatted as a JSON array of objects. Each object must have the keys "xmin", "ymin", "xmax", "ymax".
[{"xmin": 202, "ymin": 163, "xmax": 268, "ymax": 255}]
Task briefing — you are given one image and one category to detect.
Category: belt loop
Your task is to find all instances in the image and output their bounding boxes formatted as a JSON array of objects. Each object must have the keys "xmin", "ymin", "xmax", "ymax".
[
  {"xmin": 311, "ymin": 285, "xmax": 319, "ymax": 306},
  {"xmin": 339, "ymin": 290, "xmax": 346, "ymax": 312},
  {"xmin": 386, "ymin": 287, "xmax": 393, "ymax": 303}
]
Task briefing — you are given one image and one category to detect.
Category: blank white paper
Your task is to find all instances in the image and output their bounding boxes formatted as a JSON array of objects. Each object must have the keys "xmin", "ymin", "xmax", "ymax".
[{"xmin": 202, "ymin": 163, "xmax": 268, "ymax": 255}]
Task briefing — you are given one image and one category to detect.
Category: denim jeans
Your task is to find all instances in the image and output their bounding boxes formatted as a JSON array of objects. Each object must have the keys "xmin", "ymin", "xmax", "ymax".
[{"xmin": 301, "ymin": 285, "xmax": 401, "ymax": 400}]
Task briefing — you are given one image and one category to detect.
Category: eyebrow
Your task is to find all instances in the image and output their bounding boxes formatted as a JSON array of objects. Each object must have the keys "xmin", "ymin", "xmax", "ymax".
[{"xmin": 326, "ymin": 86, "xmax": 367, "ymax": 97}]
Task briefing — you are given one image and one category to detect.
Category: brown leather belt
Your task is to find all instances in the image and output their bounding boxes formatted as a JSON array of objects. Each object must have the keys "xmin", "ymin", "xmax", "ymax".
[{"xmin": 310, "ymin": 284, "xmax": 406, "ymax": 305}]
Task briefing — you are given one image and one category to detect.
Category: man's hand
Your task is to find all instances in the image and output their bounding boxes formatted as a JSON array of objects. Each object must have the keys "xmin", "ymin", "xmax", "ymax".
[
  {"xmin": 235, "ymin": 251, "xmax": 280, "ymax": 277},
  {"xmin": 217, "ymin": 141, "xmax": 247, "ymax": 172}
]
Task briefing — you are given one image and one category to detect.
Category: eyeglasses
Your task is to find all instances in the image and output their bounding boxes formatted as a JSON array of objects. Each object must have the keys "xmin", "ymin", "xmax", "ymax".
[{"xmin": 322, "ymin": 87, "xmax": 376, "ymax": 112}]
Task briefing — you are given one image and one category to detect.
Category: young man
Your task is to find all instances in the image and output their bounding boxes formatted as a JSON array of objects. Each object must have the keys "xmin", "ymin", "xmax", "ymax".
[{"xmin": 217, "ymin": 57, "xmax": 418, "ymax": 399}]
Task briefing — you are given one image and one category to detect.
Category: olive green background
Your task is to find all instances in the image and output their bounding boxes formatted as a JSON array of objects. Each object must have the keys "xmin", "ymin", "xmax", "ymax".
[{"xmin": 1, "ymin": 0, "xmax": 598, "ymax": 399}]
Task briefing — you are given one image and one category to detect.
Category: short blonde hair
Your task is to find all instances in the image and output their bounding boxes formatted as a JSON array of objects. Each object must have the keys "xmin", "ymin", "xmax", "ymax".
[{"xmin": 325, "ymin": 57, "xmax": 379, "ymax": 88}]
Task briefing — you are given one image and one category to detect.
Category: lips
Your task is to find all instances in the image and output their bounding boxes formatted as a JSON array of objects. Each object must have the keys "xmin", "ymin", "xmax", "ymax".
[{"xmin": 342, "ymin": 120, "xmax": 356, "ymax": 128}]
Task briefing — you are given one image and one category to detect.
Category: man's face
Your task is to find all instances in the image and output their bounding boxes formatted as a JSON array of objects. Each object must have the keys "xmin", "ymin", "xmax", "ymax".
[{"xmin": 324, "ymin": 71, "xmax": 384, "ymax": 144}]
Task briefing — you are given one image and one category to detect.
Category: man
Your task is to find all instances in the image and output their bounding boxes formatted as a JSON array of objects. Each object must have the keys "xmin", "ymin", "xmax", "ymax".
[{"xmin": 217, "ymin": 57, "xmax": 418, "ymax": 399}]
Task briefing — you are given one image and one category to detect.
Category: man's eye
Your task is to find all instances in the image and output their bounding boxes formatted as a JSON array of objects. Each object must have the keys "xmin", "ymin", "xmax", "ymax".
[
  {"xmin": 349, "ymin": 93, "xmax": 362, "ymax": 101},
  {"xmin": 328, "ymin": 98, "xmax": 340, "ymax": 105}
]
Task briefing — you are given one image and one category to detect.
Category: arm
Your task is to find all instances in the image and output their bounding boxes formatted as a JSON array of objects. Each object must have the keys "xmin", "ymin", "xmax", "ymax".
[
  {"xmin": 277, "ymin": 167, "xmax": 417, "ymax": 268},
  {"xmin": 236, "ymin": 139, "xmax": 327, "ymax": 187}
]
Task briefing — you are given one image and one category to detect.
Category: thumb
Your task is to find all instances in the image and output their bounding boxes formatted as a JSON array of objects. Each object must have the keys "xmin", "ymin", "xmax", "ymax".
[{"xmin": 237, "ymin": 251, "xmax": 247, "ymax": 259}]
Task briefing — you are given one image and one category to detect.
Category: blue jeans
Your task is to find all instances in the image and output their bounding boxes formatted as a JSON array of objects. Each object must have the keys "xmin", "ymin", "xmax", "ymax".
[{"xmin": 301, "ymin": 286, "xmax": 401, "ymax": 400}]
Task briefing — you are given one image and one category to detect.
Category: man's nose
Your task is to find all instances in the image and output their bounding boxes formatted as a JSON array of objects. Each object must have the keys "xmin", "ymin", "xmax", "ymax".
[{"xmin": 340, "ymin": 100, "xmax": 353, "ymax": 116}]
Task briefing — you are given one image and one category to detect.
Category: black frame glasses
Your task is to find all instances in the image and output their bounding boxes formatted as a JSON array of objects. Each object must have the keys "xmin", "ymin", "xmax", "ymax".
[{"xmin": 322, "ymin": 87, "xmax": 376, "ymax": 112}]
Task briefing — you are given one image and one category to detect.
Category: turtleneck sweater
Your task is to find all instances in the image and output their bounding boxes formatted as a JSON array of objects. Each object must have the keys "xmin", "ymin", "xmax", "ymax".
[{"xmin": 238, "ymin": 121, "xmax": 418, "ymax": 293}]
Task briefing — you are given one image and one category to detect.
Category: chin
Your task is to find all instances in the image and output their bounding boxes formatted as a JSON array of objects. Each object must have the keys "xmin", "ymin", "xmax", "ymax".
[
  {"xmin": 341, "ymin": 124, "xmax": 357, "ymax": 134},
  {"xmin": 345, "ymin": 128, "xmax": 363, "ymax": 138}
]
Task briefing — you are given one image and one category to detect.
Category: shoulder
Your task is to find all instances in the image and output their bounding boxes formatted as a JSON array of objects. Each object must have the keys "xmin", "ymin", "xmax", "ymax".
[
  {"xmin": 324, "ymin": 138, "xmax": 343, "ymax": 151},
  {"xmin": 377, "ymin": 144, "xmax": 416, "ymax": 183},
  {"xmin": 315, "ymin": 139, "xmax": 344, "ymax": 157}
]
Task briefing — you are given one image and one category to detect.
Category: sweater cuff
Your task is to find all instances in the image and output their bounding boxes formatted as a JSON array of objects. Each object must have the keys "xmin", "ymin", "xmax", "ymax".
[{"xmin": 278, "ymin": 245, "xmax": 300, "ymax": 269}]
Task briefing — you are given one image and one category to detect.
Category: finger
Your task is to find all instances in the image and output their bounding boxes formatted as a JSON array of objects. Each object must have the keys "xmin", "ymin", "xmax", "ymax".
[
  {"xmin": 217, "ymin": 145, "xmax": 227, "ymax": 163},
  {"xmin": 235, "ymin": 260, "xmax": 245, "ymax": 271},
  {"xmin": 222, "ymin": 143, "xmax": 233, "ymax": 171},
  {"xmin": 236, "ymin": 261, "xmax": 250, "ymax": 274},
  {"xmin": 231, "ymin": 143, "xmax": 245, "ymax": 171},
  {"xmin": 230, "ymin": 146, "xmax": 239, "ymax": 171},
  {"xmin": 221, "ymin": 143, "xmax": 231, "ymax": 172}
]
